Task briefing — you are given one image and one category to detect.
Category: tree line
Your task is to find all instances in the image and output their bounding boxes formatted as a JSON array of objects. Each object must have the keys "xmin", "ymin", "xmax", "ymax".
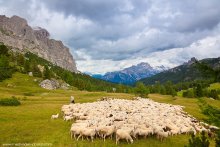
[
  {"xmin": 0, "ymin": 44, "xmax": 133, "ymax": 93},
  {"xmin": 0, "ymin": 43, "xmax": 219, "ymax": 99}
]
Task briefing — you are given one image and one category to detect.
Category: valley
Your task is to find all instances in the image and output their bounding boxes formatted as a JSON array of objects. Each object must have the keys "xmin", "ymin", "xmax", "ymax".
[
  {"xmin": 0, "ymin": 73, "xmax": 219, "ymax": 146},
  {"xmin": 1, "ymin": 2, "xmax": 220, "ymax": 146}
]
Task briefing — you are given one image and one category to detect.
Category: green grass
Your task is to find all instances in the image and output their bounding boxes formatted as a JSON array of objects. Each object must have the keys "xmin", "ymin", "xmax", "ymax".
[
  {"xmin": 208, "ymin": 83, "xmax": 220, "ymax": 90},
  {"xmin": 177, "ymin": 83, "xmax": 220, "ymax": 97},
  {"xmin": 0, "ymin": 73, "xmax": 218, "ymax": 146}
]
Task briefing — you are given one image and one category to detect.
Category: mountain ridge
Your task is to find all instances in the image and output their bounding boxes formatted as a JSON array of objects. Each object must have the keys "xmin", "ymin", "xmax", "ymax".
[
  {"xmin": 140, "ymin": 57, "xmax": 220, "ymax": 85},
  {"xmin": 0, "ymin": 15, "xmax": 77, "ymax": 72},
  {"xmin": 92, "ymin": 62, "xmax": 167, "ymax": 85}
]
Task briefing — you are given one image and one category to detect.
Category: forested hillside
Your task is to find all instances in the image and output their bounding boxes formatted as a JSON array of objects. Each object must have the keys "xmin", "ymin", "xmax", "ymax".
[
  {"xmin": 0, "ymin": 43, "xmax": 132, "ymax": 93},
  {"xmin": 140, "ymin": 57, "xmax": 220, "ymax": 85}
]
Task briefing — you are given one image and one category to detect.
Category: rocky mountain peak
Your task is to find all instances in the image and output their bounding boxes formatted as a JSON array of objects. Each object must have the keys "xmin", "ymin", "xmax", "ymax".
[
  {"xmin": 184, "ymin": 57, "xmax": 198, "ymax": 66},
  {"xmin": 136, "ymin": 62, "xmax": 152, "ymax": 68},
  {"xmin": 33, "ymin": 27, "xmax": 50, "ymax": 39},
  {"xmin": 0, "ymin": 15, "xmax": 77, "ymax": 72},
  {"xmin": 94, "ymin": 62, "xmax": 167, "ymax": 85}
]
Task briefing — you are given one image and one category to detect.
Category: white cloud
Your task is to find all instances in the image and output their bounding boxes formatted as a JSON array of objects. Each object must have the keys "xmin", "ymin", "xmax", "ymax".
[
  {"xmin": 77, "ymin": 34, "xmax": 220, "ymax": 74},
  {"xmin": 28, "ymin": 1, "xmax": 95, "ymax": 43}
]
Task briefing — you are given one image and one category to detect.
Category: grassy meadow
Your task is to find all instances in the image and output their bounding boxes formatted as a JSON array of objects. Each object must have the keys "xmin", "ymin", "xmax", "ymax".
[{"xmin": 0, "ymin": 73, "xmax": 219, "ymax": 147}]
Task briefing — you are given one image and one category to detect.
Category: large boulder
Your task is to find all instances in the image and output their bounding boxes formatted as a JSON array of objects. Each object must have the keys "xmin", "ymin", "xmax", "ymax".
[
  {"xmin": 39, "ymin": 79, "xmax": 60, "ymax": 90},
  {"xmin": 60, "ymin": 82, "xmax": 70, "ymax": 90},
  {"xmin": 39, "ymin": 79, "xmax": 70, "ymax": 90}
]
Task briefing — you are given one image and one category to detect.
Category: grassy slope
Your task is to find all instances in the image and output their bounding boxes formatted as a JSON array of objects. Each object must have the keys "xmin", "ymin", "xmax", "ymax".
[
  {"xmin": 177, "ymin": 83, "xmax": 220, "ymax": 98},
  {"xmin": 208, "ymin": 83, "xmax": 220, "ymax": 90},
  {"xmin": 0, "ymin": 73, "xmax": 219, "ymax": 147},
  {"xmin": 140, "ymin": 57, "xmax": 220, "ymax": 85}
]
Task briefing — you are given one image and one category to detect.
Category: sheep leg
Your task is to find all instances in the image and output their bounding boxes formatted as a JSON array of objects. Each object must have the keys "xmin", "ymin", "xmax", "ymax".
[
  {"xmin": 126, "ymin": 138, "xmax": 129, "ymax": 143},
  {"xmin": 133, "ymin": 134, "xmax": 136, "ymax": 139},
  {"xmin": 103, "ymin": 135, "xmax": 106, "ymax": 142},
  {"xmin": 116, "ymin": 138, "xmax": 119, "ymax": 145},
  {"xmin": 77, "ymin": 134, "xmax": 82, "ymax": 141},
  {"xmin": 129, "ymin": 136, "xmax": 133, "ymax": 143},
  {"xmin": 70, "ymin": 131, "xmax": 73, "ymax": 139},
  {"xmin": 116, "ymin": 136, "xmax": 119, "ymax": 145}
]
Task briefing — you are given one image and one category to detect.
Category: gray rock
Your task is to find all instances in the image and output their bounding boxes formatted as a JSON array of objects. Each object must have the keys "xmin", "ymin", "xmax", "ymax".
[
  {"xmin": 39, "ymin": 79, "xmax": 60, "ymax": 90},
  {"xmin": 39, "ymin": 79, "xmax": 69, "ymax": 90},
  {"xmin": 60, "ymin": 82, "xmax": 70, "ymax": 90},
  {"xmin": 28, "ymin": 72, "xmax": 33, "ymax": 76},
  {"xmin": 0, "ymin": 15, "xmax": 77, "ymax": 72}
]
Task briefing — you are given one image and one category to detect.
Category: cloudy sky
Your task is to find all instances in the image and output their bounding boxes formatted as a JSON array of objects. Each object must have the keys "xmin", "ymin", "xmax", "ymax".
[{"xmin": 1, "ymin": 0, "xmax": 220, "ymax": 74}]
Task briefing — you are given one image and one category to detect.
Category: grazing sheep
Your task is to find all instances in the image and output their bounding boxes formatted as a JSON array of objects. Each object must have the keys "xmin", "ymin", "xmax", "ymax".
[
  {"xmin": 77, "ymin": 127, "xmax": 96, "ymax": 142},
  {"xmin": 209, "ymin": 125, "xmax": 219, "ymax": 130},
  {"xmin": 51, "ymin": 113, "xmax": 59, "ymax": 119},
  {"xmin": 135, "ymin": 127, "xmax": 153, "ymax": 138},
  {"xmin": 157, "ymin": 131, "xmax": 170, "ymax": 141},
  {"xmin": 116, "ymin": 129, "xmax": 133, "ymax": 144},
  {"xmin": 70, "ymin": 126, "xmax": 84, "ymax": 139},
  {"xmin": 99, "ymin": 125, "xmax": 116, "ymax": 141},
  {"xmin": 64, "ymin": 116, "xmax": 73, "ymax": 121},
  {"xmin": 61, "ymin": 97, "xmax": 214, "ymax": 144}
]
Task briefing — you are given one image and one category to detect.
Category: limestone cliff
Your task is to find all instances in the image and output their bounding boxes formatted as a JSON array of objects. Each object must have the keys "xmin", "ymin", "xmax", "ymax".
[{"xmin": 0, "ymin": 15, "xmax": 77, "ymax": 72}]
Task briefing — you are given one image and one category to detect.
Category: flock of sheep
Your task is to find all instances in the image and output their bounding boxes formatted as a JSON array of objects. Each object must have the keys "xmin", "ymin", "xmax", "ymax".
[{"xmin": 60, "ymin": 97, "xmax": 218, "ymax": 144}]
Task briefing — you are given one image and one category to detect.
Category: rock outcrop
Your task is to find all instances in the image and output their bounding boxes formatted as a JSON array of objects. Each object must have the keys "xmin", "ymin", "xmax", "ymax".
[
  {"xmin": 0, "ymin": 15, "xmax": 77, "ymax": 72},
  {"xmin": 39, "ymin": 79, "xmax": 70, "ymax": 90},
  {"xmin": 39, "ymin": 79, "xmax": 60, "ymax": 90}
]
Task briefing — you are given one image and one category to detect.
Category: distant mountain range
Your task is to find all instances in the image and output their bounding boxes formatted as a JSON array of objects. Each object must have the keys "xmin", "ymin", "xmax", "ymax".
[
  {"xmin": 140, "ymin": 57, "xmax": 220, "ymax": 85},
  {"xmin": 91, "ymin": 62, "xmax": 168, "ymax": 85}
]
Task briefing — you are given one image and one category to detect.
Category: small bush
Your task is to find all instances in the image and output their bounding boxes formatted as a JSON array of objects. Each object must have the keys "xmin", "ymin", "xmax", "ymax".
[
  {"xmin": 209, "ymin": 90, "xmax": 219, "ymax": 100},
  {"xmin": 185, "ymin": 131, "xmax": 209, "ymax": 147},
  {"xmin": 0, "ymin": 97, "xmax": 21, "ymax": 106}
]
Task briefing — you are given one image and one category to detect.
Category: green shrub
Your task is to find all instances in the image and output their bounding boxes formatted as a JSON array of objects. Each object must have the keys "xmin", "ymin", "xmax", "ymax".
[
  {"xmin": 199, "ymin": 99, "xmax": 220, "ymax": 127},
  {"xmin": 216, "ymin": 130, "xmax": 220, "ymax": 147},
  {"xmin": 185, "ymin": 131, "xmax": 209, "ymax": 147},
  {"xmin": 0, "ymin": 97, "xmax": 21, "ymax": 106},
  {"xmin": 135, "ymin": 82, "xmax": 150, "ymax": 97},
  {"xmin": 183, "ymin": 89, "xmax": 195, "ymax": 98},
  {"xmin": 209, "ymin": 90, "xmax": 219, "ymax": 99}
]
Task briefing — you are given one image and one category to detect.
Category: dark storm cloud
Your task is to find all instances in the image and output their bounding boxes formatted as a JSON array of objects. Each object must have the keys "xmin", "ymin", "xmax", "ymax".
[
  {"xmin": 40, "ymin": 0, "xmax": 151, "ymax": 23},
  {"xmin": 36, "ymin": 0, "xmax": 220, "ymax": 59}
]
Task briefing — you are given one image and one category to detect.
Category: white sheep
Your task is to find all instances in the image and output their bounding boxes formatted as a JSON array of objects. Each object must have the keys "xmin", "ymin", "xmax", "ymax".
[
  {"xmin": 61, "ymin": 97, "xmax": 214, "ymax": 144},
  {"xmin": 70, "ymin": 126, "xmax": 83, "ymax": 139},
  {"xmin": 51, "ymin": 113, "xmax": 59, "ymax": 119},
  {"xmin": 64, "ymin": 116, "xmax": 73, "ymax": 121},
  {"xmin": 135, "ymin": 127, "xmax": 153, "ymax": 138},
  {"xmin": 116, "ymin": 129, "xmax": 133, "ymax": 144},
  {"xmin": 156, "ymin": 131, "xmax": 170, "ymax": 141},
  {"xmin": 98, "ymin": 125, "xmax": 116, "ymax": 141},
  {"xmin": 77, "ymin": 127, "xmax": 96, "ymax": 142}
]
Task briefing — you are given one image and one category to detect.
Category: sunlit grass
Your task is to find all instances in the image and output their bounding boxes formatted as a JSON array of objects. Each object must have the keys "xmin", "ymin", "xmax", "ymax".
[
  {"xmin": 0, "ymin": 73, "xmax": 218, "ymax": 146},
  {"xmin": 208, "ymin": 83, "xmax": 220, "ymax": 90}
]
